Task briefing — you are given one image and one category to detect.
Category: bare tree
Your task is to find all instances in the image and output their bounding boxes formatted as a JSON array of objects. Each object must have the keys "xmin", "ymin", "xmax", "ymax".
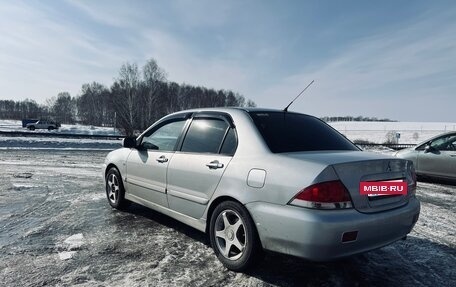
[
  {"xmin": 246, "ymin": 99, "xmax": 257, "ymax": 107},
  {"xmin": 142, "ymin": 59, "xmax": 167, "ymax": 127},
  {"xmin": 78, "ymin": 82, "xmax": 111, "ymax": 126},
  {"xmin": 52, "ymin": 92, "xmax": 76, "ymax": 123},
  {"xmin": 1, "ymin": 59, "xmax": 256, "ymax": 134},
  {"xmin": 45, "ymin": 97, "xmax": 56, "ymax": 117},
  {"xmin": 112, "ymin": 62, "xmax": 140, "ymax": 135}
]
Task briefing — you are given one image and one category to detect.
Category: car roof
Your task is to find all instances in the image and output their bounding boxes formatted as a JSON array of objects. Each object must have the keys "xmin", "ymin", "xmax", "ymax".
[{"xmin": 169, "ymin": 107, "xmax": 308, "ymax": 116}]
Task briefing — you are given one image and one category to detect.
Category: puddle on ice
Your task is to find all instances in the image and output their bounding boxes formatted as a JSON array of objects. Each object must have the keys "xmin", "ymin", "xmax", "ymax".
[{"xmin": 13, "ymin": 172, "xmax": 33, "ymax": 178}]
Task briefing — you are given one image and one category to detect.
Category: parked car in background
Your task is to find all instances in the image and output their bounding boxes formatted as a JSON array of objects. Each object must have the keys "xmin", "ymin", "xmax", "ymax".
[
  {"xmin": 25, "ymin": 120, "xmax": 60, "ymax": 131},
  {"xmin": 103, "ymin": 108, "xmax": 420, "ymax": 271},
  {"xmin": 21, "ymin": 119, "xmax": 39, "ymax": 128},
  {"xmin": 395, "ymin": 132, "xmax": 456, "ymax": 181}
]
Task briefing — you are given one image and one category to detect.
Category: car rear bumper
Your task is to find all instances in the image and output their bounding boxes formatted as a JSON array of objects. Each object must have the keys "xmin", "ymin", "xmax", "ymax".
[{"xmin": 245, "ymin": 197, "xmax": 420, "ymax": 261}]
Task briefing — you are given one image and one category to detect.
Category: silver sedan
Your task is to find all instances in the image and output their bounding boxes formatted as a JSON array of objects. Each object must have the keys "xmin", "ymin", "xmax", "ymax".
[
  {"xmin": 103, "ymin": 108, "xmax": 420, "ymax": 271},
  {"xmin": 395, "ymin": 131, "xmax": 456, "ymax": 181}
]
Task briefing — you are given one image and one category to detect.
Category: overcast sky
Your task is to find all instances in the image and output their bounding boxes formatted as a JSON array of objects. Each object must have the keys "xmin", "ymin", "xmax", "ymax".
[{"xmin": 1, "ymin": 0, "xmax": 455, "ymax": 121}]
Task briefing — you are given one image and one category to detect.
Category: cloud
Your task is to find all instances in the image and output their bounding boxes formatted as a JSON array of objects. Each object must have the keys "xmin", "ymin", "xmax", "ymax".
[
  {"xmin": 61, "ymin": 0, "xmax": 252, "ymax": 94},
  {"xmin": 259, "ymin": 8, "xmax": 456, "ymax": 121},
  {"xmin": 64, "ymin": 0, "xmax": 147, "ymax": 28},
  {"xmin": 169, "ymin": 0, "xmax": 234, "ymax": 28},
  {"xmin": 0, "ymin": 1, "xmax": 133, "ymax": 101},
  {"xmin": 1, "ymin": 1, "xmax": 454, "ymax": 122}
]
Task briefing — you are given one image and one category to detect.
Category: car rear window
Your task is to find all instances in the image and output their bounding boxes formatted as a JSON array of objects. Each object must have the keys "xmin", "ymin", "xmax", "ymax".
[{"xmin": 249, "ymin": 112, "xmax": 358, "ymax": 153}]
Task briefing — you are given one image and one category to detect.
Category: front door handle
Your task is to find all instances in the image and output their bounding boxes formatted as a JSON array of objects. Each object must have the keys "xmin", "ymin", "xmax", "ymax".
[
  {"xmin": 156, "ymin": 155, "xmax": 168, "ymax": 163},
  {"xmin": 206, "ymin": 160, "xmax": 224, "ymax": 169}
]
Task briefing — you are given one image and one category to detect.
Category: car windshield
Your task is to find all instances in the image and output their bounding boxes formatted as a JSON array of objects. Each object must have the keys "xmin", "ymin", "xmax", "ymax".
[{"xmin": 249, "ymin": 111, "xmax": 359, "ymax": 153}]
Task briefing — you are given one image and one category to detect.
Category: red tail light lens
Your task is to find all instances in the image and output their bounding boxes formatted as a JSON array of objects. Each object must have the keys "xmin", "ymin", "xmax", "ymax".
[{"xmin": 290, "ymin": 180, "xmax": 353, "ymax": 209}]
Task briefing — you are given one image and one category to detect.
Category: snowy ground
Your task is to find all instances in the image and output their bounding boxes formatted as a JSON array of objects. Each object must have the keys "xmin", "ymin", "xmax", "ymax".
[
  {"xmin": 0, "ymin": 136, "xmax": 121, "ymax": 150},
  {"xmin": 0, "ymin": 119, "xmax": 455, "ymax": 286},
  {"xmin": 0, "ymin": 148, "xmax": 455, "ymax": 286},
  {"xmin": 0, "ymin": 119, "xmax": 120, "ymax": 135},
  {"xmin": 329, "ymin": 121, "xmax": 456, "ymax": 144},
  {"xmin": 0, "ymin": 120, "xmax": 122, "ymax": 150}
]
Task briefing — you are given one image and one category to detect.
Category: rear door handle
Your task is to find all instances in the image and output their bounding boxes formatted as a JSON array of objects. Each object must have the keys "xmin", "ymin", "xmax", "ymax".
[
  {"xmin": 156, "ymin": 155, "xmax": 168, "ymax": 163},
  {"xmin": 206, "ymin": 160, "xmax": 224, "ymax": 169}
]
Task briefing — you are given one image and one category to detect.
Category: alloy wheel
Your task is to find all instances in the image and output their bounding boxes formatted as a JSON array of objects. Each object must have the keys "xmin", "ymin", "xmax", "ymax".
[
  {"xmin": 107, "ymin": 173, "xmax": 120, "ymax": 204},
  {"xmin": 214, "ymin": 209, "xmax": 246, "ymax": 260}
]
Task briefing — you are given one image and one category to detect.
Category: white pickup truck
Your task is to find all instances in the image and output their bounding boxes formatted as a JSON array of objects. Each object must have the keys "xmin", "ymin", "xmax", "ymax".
[{"xmin": 26, "ymin": 120, "xmax": 60, "ymax": 131}]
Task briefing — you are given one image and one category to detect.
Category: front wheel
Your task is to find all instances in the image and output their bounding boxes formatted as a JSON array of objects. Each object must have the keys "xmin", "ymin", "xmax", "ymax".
[
  {"xmin": 209, "ymin": 201, "xmax": 263, "ymax": 271},
  {"xmin": 29, "ymin": 126, "xmax": 35, "ymax": 131},
  {"xmin": 105, "ymin": 167, "xmax": 129, "ymax": 209}
]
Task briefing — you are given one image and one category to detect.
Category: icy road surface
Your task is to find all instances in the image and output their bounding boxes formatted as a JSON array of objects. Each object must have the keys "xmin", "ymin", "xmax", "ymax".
[{"xmin": 0, "ymin": 150, "xmax": 455, "ymax": 287}]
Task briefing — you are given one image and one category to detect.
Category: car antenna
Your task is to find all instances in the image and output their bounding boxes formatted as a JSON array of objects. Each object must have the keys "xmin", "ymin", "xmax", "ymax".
[{"xmin": 283, "ymin": 80, "xmax": 314, "ymax": 112}]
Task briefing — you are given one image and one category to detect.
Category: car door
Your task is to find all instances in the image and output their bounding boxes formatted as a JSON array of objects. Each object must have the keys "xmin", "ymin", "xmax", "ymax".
[
  {"xmin": 417, "ymin": 133, "xmax": 456, "ymax": 179},
  {"xmin": 166, "ymin": 114, "xmax": 237, "ymax": 219},
  {"xmin": 126, "ymin": 118, "xmax": 187, "ymax": 207},
  {"xmin": 36, "ymin": 121, "xmax": 45, "ymax": 129}
]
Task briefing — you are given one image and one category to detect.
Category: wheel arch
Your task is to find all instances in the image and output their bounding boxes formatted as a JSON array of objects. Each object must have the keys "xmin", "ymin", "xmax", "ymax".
[
  {"xmin": 105, "ymin": 163, "xmax": 119, "ymax": 178},
  {"xmin": 205, "ymin": 195, "xmax": 246, "ymax": 234}
]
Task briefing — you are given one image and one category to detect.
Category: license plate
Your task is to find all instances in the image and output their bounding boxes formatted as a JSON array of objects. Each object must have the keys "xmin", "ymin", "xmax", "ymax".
[{"xmin": 360, "ymin": 179, "xmax": 407, "ymax": 196}]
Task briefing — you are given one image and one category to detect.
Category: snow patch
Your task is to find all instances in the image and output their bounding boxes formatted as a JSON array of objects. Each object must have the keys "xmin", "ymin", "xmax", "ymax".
[
  {"xmin": 57, "ymin": 234, "xmax": 84, "ymax": 261},
  {"xmin": 90, "ymin": 193, "xmax": 105, "ymax": 201},
  {"xmin": 11, "ymin": 183, "xmax": 37, "ymax": 190},
  {"xmin": 329, "ymin": 121, "xmax": 456, "ymax": 144},
  {"xmin": 58, "ymin": 251, "xmax": 77, "ymax": 261},
  {"xmin": 64, "ymin": 233, "xmax": 84, "ymax": 250}
]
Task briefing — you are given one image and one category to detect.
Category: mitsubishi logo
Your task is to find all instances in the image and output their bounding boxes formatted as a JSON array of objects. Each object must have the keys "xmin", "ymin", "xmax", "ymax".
[{"xmin": 386, "ymin": 161, "xmax": 392, "ymax": 172}]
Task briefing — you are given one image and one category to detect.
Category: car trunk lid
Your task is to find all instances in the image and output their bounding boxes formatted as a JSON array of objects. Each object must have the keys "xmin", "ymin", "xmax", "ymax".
[
  {"xmin": 332, "ymin": 159, "xmax": 413, "ymax": 213},
  {"xmin": 283, "ymin": 151, "xmax": 415, "ymax": 213}
]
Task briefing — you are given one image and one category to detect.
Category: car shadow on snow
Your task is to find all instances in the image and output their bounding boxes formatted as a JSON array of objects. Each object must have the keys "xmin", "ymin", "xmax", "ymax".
[
  {"xmin": 246, "ymin": 236, "xmax": 455, "ymax": 287},
  {"xmin": 117, "ymin": 202, "xmax": 209, "ymax": 244},
  {"xmin": 115, "ymin": 203, "xmax": 455, "ymax": 287}
]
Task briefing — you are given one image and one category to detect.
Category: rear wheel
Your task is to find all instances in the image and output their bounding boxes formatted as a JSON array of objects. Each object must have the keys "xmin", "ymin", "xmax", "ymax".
[
  {"xmin": 29, "ymin": 126, "xmax": 35, "ymax": 131},
  {"xmin": 48, "ymin": 126, "xmax": 54, "ymax": 131},
  {"xmin": 209, "ymin": 201, "xmax": 262, "ymax": 271},
  {"xmin": 105, "ymin": 167, "xmax": 129, "ymax": 209}
]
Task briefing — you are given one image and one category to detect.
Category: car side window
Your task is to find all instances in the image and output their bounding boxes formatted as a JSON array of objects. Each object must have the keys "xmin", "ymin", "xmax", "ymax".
[
  {"xmin": 430, "ymin": 135, "xmax": 456, "ymax": 151},
  {"xmin": 141, "ymin": 120, "xmax": 186, "ymax": 151},
  {"xmin": 220, "ymin": 128, "xmax": 237, "ymax": 156},
  {"xmin": 181, "ymin": 118, "xmax": 229, "ymax": 154}
]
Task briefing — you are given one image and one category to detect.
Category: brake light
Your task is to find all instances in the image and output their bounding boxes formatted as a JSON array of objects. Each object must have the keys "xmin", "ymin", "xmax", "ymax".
[{"xmin": 290, "ymin": 180, "xmax": 353, "ymax": 209}]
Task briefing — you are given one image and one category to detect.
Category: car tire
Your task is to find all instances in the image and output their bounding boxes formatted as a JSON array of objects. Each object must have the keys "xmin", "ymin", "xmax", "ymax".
[
  {"xmin": 48, "ymin": 126, "xmax": 54, "ymax": 131},
  {"xmin": 105, "ymin": 167, "xmax": 129, "ymax": 209},
  {"xmin": 209, "ymin": 201, "xmax": 263, "ymax": 271},
  {"xmin": 29, "ymin": 126, "xmax": 35, "ymax": 131}
]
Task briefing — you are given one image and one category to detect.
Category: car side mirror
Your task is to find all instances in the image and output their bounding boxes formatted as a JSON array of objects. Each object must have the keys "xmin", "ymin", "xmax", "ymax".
[
  {"xmin": 424, "ymin": 145, "xmax": 436, "ymax": 153},
  {"xmin": 122, "ymin": 137, "xmax": 137, "ymax": 148}
]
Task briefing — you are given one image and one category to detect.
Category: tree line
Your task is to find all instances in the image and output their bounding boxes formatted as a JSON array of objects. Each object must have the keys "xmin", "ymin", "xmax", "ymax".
[
  {"xmin": 321, "ymin": 116, "xmax": 396, "ymax": 122},
  {"xmin": 0, "ymin": 58, "xmax": 255, "ymax": 135}
]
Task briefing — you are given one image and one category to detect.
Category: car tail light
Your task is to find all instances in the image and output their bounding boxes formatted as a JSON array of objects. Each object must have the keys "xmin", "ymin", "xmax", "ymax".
[{"xmin": 290, "ymin": 180, "xmax": 353, "ymax": 209}]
